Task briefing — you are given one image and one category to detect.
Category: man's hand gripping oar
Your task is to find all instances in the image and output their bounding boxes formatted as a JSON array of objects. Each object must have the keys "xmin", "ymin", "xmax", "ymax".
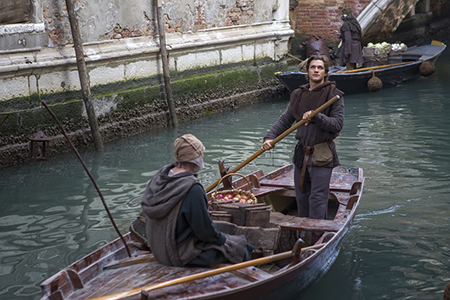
[{"xmin": 205, "ymin": 95, "xmax": 341, "ymax": 193}]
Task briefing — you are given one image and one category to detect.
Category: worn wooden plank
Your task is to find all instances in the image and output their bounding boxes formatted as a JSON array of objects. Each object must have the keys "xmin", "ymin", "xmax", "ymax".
[
  {"xmin": 271, "ymin": 212, "xmax": 343, "ymax": 232},
  {"xmin": 142, "ymin": 272, "xmax": 250, "ymax": 299},
  {"xmin": 259, "ymin": 168, "xmax": 295, "ymax": 189},
  {"xmin": 280, "ymin": 219, "xmax": 343, "ymax": 232},
  {"xmin": 252, "ymin": 186, "xmax": 285, "ymax": 198},
  {"xmin": 76, "ymin": 247, "xmax": 131, "ymax": 290},
  {"xmin": 94, "ymin": 263, "xmax": 205, "ymax": 299},
  {"xmin": 329, "ymin": 167, "xmax": 359, "ymax": 191},
  {"xmin": 231, "ymin": 266, "xmax": 273, "ymax": 282}
]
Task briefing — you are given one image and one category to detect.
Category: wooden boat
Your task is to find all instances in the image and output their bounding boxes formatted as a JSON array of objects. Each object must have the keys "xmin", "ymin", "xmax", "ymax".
[
  {"xmin": 40, "ymin": 164, "xmax": 364, "ymax": 300},
  {"xmin": 275, "ymin": 40, "xmax": 447, "ymax": 95}
]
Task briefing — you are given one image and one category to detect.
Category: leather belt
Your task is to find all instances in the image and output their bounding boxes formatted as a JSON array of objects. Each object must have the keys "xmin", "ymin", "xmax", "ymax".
[{"xmin": 299, "ymin": 146, "xmax": 313, "ymax": 192}]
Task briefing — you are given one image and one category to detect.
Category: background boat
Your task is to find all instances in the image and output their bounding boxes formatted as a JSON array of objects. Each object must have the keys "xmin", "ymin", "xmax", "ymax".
[{"xmin": 275, "ymin": 40, "xmax": 447, "ymax": 95}]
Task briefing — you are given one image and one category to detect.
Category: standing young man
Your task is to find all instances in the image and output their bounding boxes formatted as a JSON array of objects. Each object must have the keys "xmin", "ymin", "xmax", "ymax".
[{"xmin": 261, "ymin": 56, "xmax": 344, "ymax": 241}]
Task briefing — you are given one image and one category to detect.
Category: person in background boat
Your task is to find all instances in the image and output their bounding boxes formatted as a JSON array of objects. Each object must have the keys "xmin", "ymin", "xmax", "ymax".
[
  {"xmin": 338, "ymin": 6, "xmax": 363, "ymax": 70},
  {"xmin": 141, "ymin": 134, "xmax": 254, "ymax": 267},
  {"xmin": 261, "ymin": 55, "xmax": 344, "ymax": 244}
]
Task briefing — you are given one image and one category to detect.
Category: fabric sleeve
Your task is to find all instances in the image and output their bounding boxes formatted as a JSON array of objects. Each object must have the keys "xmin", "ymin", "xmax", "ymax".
[
  {"xmin": 313, "ymin": 96, "xmax": 345, "ymax": 134},
  {"xmin": 178, "ymin": 184, "xmax": 226, "ymax": 245}
]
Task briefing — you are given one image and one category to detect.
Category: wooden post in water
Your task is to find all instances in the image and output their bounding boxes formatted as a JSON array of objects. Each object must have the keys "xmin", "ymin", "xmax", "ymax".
[
  {"xmin": 65, "ymin": 0, "xmax": 104, "ymax": 151},
  {"xmin": 155, "ymin": 0, "xmax": 178, "ymax": 127}
]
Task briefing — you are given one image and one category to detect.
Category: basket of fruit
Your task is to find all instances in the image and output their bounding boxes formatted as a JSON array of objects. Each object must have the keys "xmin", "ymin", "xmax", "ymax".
[{"xmin": 211, "ymin": 173, "xmax": 257, "ymax": 204}]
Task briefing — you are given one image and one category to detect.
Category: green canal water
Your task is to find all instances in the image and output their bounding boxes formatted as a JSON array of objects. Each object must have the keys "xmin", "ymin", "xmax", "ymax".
[{"xmin": 1, "ymin": 47, "xmax": 450, "ymax": 300}]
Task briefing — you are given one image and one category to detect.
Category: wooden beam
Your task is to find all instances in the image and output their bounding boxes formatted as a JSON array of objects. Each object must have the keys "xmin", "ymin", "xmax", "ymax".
[
  {"xmin": 65, "ymin": 0, "xmax": 104, "ymax": 151},
  {"xmin": 155, "ymin": 0, "xmax": 178, "ymax": 127}
]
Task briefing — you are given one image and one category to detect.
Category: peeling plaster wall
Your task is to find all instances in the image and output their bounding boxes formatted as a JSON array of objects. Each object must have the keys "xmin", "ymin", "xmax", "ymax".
[
  {"xmin": 43, "ymin": 0, "xmax": 153, "ymax": 45},
  {"xmin": 0, "ymin": 0, "xmax": 293, "ymax": 167},
  {"xmin": 0, "ymin": 0, "xmax": 292, "ymax": 104},
  {"xmin": 42, "ymin": 0, "xmax": 281, "ymax": 46}
]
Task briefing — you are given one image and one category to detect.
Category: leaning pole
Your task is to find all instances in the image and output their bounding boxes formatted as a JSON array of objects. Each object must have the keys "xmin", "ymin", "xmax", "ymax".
[
  {"xmin": 155, "ymin": 0, "xmax": 178, "ymax": 127},
  {"xmin": 65, "ymin": 0, "xmax": 104, "ymax": 151}
]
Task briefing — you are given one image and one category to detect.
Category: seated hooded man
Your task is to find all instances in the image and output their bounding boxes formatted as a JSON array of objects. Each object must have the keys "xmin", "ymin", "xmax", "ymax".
[{"xmin": 141, "ymin": 133, "xmax": 254, "ymax": 267}]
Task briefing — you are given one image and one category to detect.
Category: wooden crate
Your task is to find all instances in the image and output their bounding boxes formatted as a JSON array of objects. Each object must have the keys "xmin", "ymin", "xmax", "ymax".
[
  {"xmin": 214, "ymin": 221, "xmax": 280, "ymax": 252},
  {"xmin": 214, "ymin": 203, "xmax": 271, "ymax": 227},
  {"xmin": 210, "ymin": 211, "xmax": 232, "ymax": 223}
]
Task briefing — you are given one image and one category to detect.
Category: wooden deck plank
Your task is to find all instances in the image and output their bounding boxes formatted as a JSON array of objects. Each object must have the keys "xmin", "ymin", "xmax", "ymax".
[
  {"xmin": 72, "ymin": 259, "xmax": 261, "ymax": 300},
  {"xmin": 279, "ymin": 219, "xmax": 343, "ymax": 232},
  {"xmin": 143, "ymin": 272, "xmax": 251, "ymax": 300},
  {"xmin": 259, "ymin": 167, "xmax": 359, "ymax": 193},
  {"xmin": 251, "ymin": 186, "xmax": 286, "ymax": 197},
  {"xmin": 90, "ymin": 263, "xmax": 205, "ymax": 299},
  {"xmin": 68, "ymin": 262, "xmax": 158, "ymax": 299},
  {"xmin": 270, "ymin": 212, "xmax": 344, "ymax": 232},
  {"xmin": 80, "ymin": 264, "xmax": 255, "ymax": 300}
]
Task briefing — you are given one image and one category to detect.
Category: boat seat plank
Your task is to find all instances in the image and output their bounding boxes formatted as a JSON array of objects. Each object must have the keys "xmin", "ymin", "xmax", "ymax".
[
  {"xmin": 251, "ymin": 186, "xmax": 286, "ymax": 197},
  {"xmin": 258, "ymin": 167, "xmax": 360, "ymax": 194},
  {"xmin": 270, "ymin": 212, "xmax": 344, "ymax": 232},
  {"xmin": 280, "ymin": 219, "xmax": 343, "ymax": 232},
  {"xmin": 259, "ymin": 169, "xmax": 295, "ymax": 189},
  {"xmin": 260, "ymin": 179, "xmax": 294, "ymax": 189}
]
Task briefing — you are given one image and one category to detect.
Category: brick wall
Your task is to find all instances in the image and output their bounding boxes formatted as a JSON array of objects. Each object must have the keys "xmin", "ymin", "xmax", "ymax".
[{"xmin": 292, "ymin": 0, "xmax": 370, "ymax": 44}]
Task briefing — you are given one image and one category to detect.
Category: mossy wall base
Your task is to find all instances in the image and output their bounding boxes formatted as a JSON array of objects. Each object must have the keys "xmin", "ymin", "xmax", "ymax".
[{"xmin": 0, "ymin": 61, "xmax": 288, "ymax": 168}]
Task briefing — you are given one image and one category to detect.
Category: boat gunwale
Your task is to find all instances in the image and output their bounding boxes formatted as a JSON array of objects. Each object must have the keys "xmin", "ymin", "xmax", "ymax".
[
  {"xmin": 275, "ymin": 41, "xmax": 446, "ymax": 81},
  {"xmin": 40, "ymin": 167, "xmax": 365, "ymax": 300},
  {"xmin": 186, "ymin": 169, "xmax": 364, "ymax": 299}
]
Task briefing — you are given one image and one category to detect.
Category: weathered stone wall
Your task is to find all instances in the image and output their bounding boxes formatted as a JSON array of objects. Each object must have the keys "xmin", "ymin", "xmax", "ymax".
[
  {"xmin": 0, "ymin": 60, "xmax": 288, "ymax": 168},
  {"xmin": 0, "ymin": 0, "xmax": 293, "ymax": 169},
  {"xmin": 42, "ymin": 0, "xmax": 280, "ymax": 46},
  {"xmin": 0, "ymin": 0, "xmax": 291, "ymax": 102},
  {"xmin": 288, "ymin": 0, "xmax": 370, "ymax": 55}
]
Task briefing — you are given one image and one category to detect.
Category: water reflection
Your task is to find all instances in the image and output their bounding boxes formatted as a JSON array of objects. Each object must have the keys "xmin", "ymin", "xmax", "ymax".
[{"xmin": 1, "ymin": 49, "xmax": 450, "ymax": 300}]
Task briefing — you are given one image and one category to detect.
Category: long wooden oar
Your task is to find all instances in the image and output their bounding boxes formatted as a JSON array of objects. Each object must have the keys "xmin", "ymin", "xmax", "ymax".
[
  {"xmin": 42, "ymin": 101, "xmax": 131, "ymax": 257},
  {"xmin": 333, "ymin": 60, "xmax": 416, "ymax": 74},
  {"xmin": 205, "ymin": 95, "xmax": 341, "ymax": 193},
  {"xmin": 89, "ymin": 243, "xmax": 325, "ymax": 300}
]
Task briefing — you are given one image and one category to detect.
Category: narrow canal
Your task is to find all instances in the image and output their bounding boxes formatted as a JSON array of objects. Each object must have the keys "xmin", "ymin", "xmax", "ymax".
[{"xmin": 1, "ymin": 48, "xmax": 449, "ymax": 300}]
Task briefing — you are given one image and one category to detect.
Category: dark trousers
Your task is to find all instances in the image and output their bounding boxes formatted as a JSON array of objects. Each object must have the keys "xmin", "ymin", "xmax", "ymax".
[{"xmin": 294, "ymin": 164, "xmax": 332, "ymax": 219}]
